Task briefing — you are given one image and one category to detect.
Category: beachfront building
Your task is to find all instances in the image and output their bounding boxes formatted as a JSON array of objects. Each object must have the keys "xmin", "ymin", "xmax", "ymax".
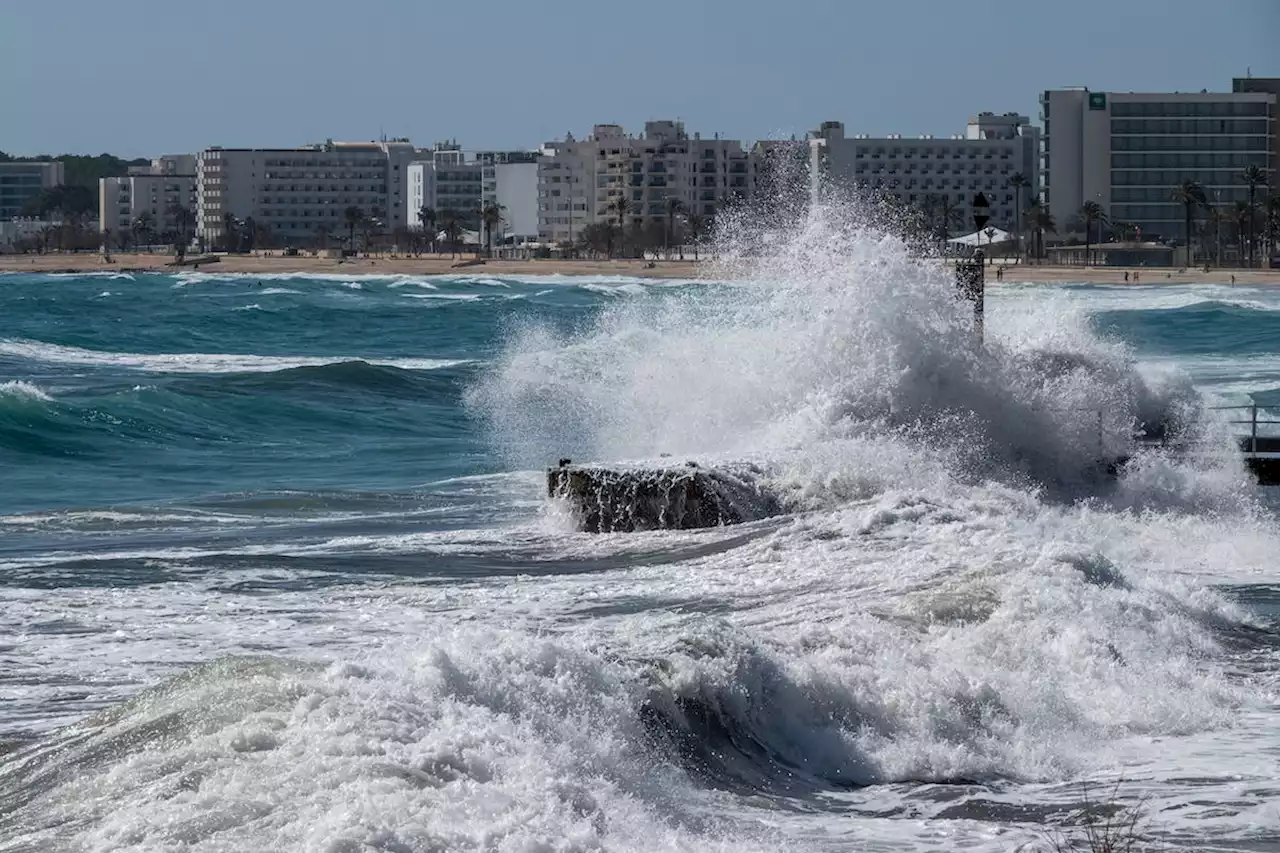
[
  {"xmin": 0, "ymin": 161, "xmax": 64, "ymax": 220},
  {"xmin": 536, "ymin": 120, "xmax": 757, "ymax": 247},
  {"xmin": 195, "ymin": 139, "xmax": 417, "ymax": 247},
  {"xmin": 809, "ymin": 113, "xmax": 1041, "ymax": 237},
  {"xmin": 99, "ymin": 155, "xmax": 198, "ymax": 240},
  {"xmin": 481, "ymin": 151, "xmax": 539, "ymax": 245},
  {"xmin": 1041, "ymin": 84, "xmax": 1276, "ymax": 246},
  {"xmin": 408, "ymin": 146, "xmax": 540, "ymax": 245}
]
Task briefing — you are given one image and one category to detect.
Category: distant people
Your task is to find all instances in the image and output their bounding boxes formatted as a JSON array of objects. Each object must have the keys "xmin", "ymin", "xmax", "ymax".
[
  {"xmin": 1133, "ymin": 271, "xmax": 1139, "ymax": 283},
  {"xmin": 1231, "ymin": 274, "xmax": 1236, "ymax": 284},
  {"xmin": 1124, "ymin": 271, "xmax": 1130, "ymax": 282}
]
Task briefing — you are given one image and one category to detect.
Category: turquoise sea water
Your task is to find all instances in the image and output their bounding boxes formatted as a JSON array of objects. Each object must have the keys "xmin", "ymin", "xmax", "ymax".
[{"xmin": 1, "ymin": 268, "xmax": 1278, "ymax": 852}]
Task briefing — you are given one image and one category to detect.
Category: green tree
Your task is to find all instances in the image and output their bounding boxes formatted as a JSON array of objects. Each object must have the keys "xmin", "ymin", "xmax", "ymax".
[
  {"xmin": 1171, "ymin": 181, "xmax": 1207, "ymax": 266},
  {"xmin": 1022, "ymin": 202, "xmax": 1056, "ymax": 264},
  {"xmin": 343, "ymin": 206, "xmax": 364, "ymax": 253},
  {"xmin": 1241, "ymin": 164, "xmax": 1267, "ymax": 268},
  {"xmin": 1233, "ymin": 200, "xmax": 1253, "ymax": 264},
  {"xmin": 418, "ymin": 205, "xmax": 436, "ymax": 254},
  {"xmin": 480, "ymin": 201, "xmax": 504, "ymax": 258},
  {"xmin": 609, "ymin": 196, "xmax": 630, "ymax": 258},
  {"xmin": 132, "ymin": 211, "xmax": 156, "ymax": 250},
  {"xmin": 439, "ymin": 209, "xmax": 464, "ymax": 258},
  {"xmin": 686, "ymin": 212, "xmax": 707, "ymax": 260},
  {"xmin": 20, "ymin": 184, "xmax": 96, "ymax": 221},
  {"xmin": 167, "ymin": 203, "xmax": 193, "ymax": 253},
  {"xmin": 665, "ymin": 197, "xmax": 684, "ymax": 259},
  {"xmin": 1078, "ymin": 201, "xmax": 1107, "ymax": 266},
  {"xmin": 1269, "ymin": 193, "xmax": 1280, "ymax": 262}
]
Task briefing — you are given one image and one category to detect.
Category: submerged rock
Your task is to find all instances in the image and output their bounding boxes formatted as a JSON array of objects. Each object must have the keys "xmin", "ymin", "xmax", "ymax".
[{"xmin": 546, "ymin": 460, "xmax": 782, "ymax": 533}]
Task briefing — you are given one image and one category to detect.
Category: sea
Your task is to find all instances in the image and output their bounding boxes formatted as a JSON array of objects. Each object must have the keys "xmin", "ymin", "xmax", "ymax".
[{"xmin": 1, "ymin": 228, "xmax": 1278, "ymax": 852}]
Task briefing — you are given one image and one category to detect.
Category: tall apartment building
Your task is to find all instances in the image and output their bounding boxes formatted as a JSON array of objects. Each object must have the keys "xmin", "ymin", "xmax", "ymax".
[
  {"xmin": 1041, "ymin": 84, "xmax": 1276, "ymax": 243},
  {"xmin": 1233, "ymin": 76, "xmax": 1280, "ymax": 175},
  {"xmin": 809, "ymin": 113, "xmax": 1041, "ymax": 235},
  {"xmin": 536, "ymin": 121, "xmax": 755, "ymax": 246},
  {"xmin": 195, "ymin": 140, "xmax": 416, "ymax": 246},
  {"xmin": 99, "ymin": 155, "xmax": 198, "ymax": 237},
  {"xmin": 0, "ymin": 161, "xmax": 64, "ymax": 219}
]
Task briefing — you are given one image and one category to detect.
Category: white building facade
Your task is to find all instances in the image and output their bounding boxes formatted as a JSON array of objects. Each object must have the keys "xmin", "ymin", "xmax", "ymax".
[
  {"xmin": 1041, "ymin": 87, "xmax": 1276, "ymax": 243},
  {"xmin": 99, "ymin": 155, "xmax": 197, "ymax": 238},
  {"xmin": 809, "ymin": 113, "xmax": 1041, "ymax": 236},
  {"xmin": 408, "ymin": 148, "xmax": 539, "ymax": 243},
  {"xmin": 195, "ymin": 140, "xmax": 416, "ymax": 246},
  {"xmin": 536, "ymin": 120, "xmax": 756, "ymax": 246}
]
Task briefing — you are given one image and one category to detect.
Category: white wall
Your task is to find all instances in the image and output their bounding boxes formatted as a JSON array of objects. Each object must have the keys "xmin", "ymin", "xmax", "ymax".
[{"xmin": 495, "ymin": 162, "xmax": 538, "ymax": 238}]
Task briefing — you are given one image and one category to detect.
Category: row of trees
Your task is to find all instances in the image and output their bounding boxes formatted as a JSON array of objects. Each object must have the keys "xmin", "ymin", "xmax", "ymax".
[{"xmin": 1064, "ymin": 167, "xmax": 1277, "ymax": 267}]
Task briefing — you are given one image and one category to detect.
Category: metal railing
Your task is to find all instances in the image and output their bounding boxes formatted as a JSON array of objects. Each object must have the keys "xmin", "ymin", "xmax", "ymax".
[{"xmin": 1209, "ymin": 404, "xmax": 1280, "ymax": 454}]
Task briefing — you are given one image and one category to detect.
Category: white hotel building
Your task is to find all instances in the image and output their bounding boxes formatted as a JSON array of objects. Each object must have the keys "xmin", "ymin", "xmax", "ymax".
[
  {"xmin": 1041, "ymin": 85, "xmax": 1276, "ymax": 244},
  {"xmin": 536, "ymin": 120, "xmax": 755, "ymax": 246},
  {"xmin": 809, "ymin": 113, "xmax": 1042, "ymax": 235},
  {"xmin": 99, "ymin": 155, "xmax": 198, "ymax": 237},
  {"xmin": 195, "ymin": 140, "xmax": 416, "ymax": 246},
  {"xmin": 407, "ymin": 147, "xmax": 539, "ymax": 243}
]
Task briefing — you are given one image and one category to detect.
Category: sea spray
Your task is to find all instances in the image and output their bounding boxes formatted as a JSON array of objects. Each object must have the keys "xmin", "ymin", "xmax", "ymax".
[{"xmin": 469, "ymin": 197, "xmax": 1252, "ymax": 507}]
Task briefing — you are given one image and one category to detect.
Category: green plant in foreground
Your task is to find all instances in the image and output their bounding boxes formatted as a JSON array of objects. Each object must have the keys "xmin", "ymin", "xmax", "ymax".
[{"xmin": 1019, "ymin": 782, "xmax": 1153, "ymax": 853}]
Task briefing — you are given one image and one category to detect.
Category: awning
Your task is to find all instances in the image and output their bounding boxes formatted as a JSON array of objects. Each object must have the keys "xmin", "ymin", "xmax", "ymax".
[{"xmin": 948, "ymin": 227, "xmax": 1014, "ymax": 246}]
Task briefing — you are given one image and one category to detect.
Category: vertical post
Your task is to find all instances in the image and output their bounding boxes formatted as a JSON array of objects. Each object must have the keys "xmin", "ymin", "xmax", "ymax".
[
  {"xmin": 1251, "ymin": 403, "xmax": 1258, "ymax": 455},
  {"xmin": 973, "ymin": 250, "xmax": 985, "ymax": 345}
]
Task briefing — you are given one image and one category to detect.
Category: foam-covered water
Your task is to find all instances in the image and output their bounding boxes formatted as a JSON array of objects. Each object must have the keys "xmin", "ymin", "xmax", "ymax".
[{"xmin": 2, "ymin": 219, "xmax": 1279, "ymax": 851}]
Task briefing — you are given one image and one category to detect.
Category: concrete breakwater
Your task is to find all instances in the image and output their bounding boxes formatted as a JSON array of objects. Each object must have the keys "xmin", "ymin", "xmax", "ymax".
[{"xmin": 546, "ymin": 460, "xmax": 783, "ymax": 533}]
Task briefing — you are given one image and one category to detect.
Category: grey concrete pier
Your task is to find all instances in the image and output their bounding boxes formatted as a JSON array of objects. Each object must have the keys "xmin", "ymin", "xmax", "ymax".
[{"xmin": 546, "ymin": 460, "xmax": 782, "ymax": 533}]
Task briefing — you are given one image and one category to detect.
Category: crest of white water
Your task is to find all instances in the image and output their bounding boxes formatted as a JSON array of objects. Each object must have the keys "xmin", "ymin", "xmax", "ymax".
[{"xmin": 469, "ymin": 200, "xmax": 1252, "ymax": 510}]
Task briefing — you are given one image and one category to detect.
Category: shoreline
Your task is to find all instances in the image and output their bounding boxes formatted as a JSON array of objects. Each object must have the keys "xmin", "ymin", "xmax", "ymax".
[{"xmin": 3, "ymin": 252, "xmax": 1280, "ymax": 285}]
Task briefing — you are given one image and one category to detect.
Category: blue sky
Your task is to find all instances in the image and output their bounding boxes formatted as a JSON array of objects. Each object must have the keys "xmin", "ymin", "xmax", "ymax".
[{"xmin": 2, "ymin": 0, "xmax": 1276, "ymax": 157}]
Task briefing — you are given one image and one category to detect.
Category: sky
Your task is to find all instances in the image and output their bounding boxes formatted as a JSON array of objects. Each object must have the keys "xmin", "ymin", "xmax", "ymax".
[{"xmin": 2, "ymin": 0, "xmax": 1277, "ymax": 158}]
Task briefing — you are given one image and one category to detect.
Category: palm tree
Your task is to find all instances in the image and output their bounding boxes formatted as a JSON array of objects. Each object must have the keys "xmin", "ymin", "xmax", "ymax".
[
  {"xmin": 132, "ymin": 211, "xmax": 156, "ymax": 251},
  {"xmin": 439, "ymin": 209, "xmax": 464, "ymax": 258},
  {"xmin": 1022, "ymin": 202, "xmax": 1056, "ymax": 264},
  {"xmin": 664, "ymin": 198, "xmax": 684, "ymax": 259},
  {"xmin": 362, "ymin": 217, "xmax": 382, "ymax": 255},
  {"xmin": 418, "ymin": 205, "xmax": 436, "ymax": 254},
  {"xmin": 1240, "ymin": 165, "xmax": 1267, "ymax": 268},
  {"xmin": 221, "ymin": 212, "xmax": 240, "ymax": 252},
  {"xmin": 1232, "ymin": 200, "xmax": 1253, "ymax": 265},
  {"xmin": 609, "ymin": 196, "xmax": 630, "ymax": 258},
  {"xmin": 480, "ymin": 201, "xmax": 504, "ymax": 258},
  {"xmin": 343, "ymin": 205, "xmax": 364, "ymax": 253},
  {"xmin": 686, "ymin": 212, "xmax": 706, "ymax": 261},
  {"xmin": 1269, "ymin": 193, "xmax": 1280, "ymax": 263},
  {"xmin": 1171, "ymin": 181, "xmax": 1207, "ymax": 266},
  {"xmin": 1078, "ymin": 201, "xmax": 1107, "ymax": 267},
  {"xmin": 931, "ymin": 195, "xmax": 964, "ymax": 251},
  {"xmin": 167, "ymin": 203, "xmax": 193, "ymax": 248},
  {"xmin": 1007, "ymin": 173, "xmax": 1030, "ymax": 262}
]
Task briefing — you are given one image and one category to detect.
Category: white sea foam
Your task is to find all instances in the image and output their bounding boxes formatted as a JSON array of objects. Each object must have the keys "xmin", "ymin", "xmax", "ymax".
[
  {"xmin": 400, "ymin": 292, "xmax": 482, "ymax": 301},
  {"xmin": 4, "ymin": 204, "xmax": 1280, "ymax": 852},
  {"xmin": 0, "ymin": 380, "xmax": 53, "ymax": 402},
  {"xmin": 0, "ymin": 339, "xmax": 467, "ymax": 374}
]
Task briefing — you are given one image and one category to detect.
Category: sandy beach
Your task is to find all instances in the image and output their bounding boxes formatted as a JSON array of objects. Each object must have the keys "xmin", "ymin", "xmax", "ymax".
[{"xmin": 2, "ymin": 251, "xmax": 1279, "ymax": 285}]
